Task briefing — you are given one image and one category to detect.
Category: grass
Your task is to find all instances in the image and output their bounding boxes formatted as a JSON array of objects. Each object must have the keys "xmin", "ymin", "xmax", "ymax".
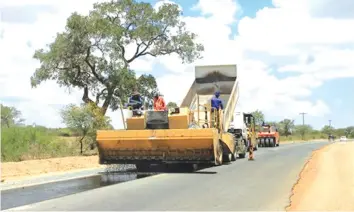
[
  {"xmin": 1, "ymin": 126, "xmax": 83, "ymax": 162},
  {"xmin": 280, "ymin": 133, "xmax": 329, "ymax": 142},
  {"xmin": 0, "ymin": 126, "xmax": 334, "ymax": 162}
]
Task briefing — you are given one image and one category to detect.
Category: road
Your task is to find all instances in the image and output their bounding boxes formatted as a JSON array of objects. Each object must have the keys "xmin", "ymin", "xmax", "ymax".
[{"xmin": 7, "ymin": 141, "xmax": 327, "ymax": 211}]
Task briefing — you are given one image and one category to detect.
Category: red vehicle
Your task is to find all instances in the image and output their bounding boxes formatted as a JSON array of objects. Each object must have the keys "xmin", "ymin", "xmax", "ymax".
[{"xmin": 257, "ymin": 124, "xmax": 280, "ymax": 147}]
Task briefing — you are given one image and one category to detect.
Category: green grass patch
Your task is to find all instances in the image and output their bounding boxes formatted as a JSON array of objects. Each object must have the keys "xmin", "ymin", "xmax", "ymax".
[
  {"xmin": 1, "ymin": 126, "xmax": 79, "ymax": 162},
  {"xmin": 280, "ymin": 133, "xmax": 327, "ymax": 142}
]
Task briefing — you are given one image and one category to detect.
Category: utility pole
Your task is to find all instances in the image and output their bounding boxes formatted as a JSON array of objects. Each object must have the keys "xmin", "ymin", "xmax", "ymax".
[
  {"xmin": 299, "ymin": 112, "xmax": 307, "ymax": 140},
  {"xmin": 299, "ymin": 112, "xmax": 307, "ymax": 125},
  {"xmin": 328, "ymin": 119, "xmax": 332, "ymax": 127}
]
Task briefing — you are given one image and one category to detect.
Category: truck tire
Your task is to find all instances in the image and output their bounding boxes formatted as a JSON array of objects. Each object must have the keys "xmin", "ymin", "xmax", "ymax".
[
  {"xmin": 231, "ymin": 148, "xmax": 237, "ymax": 161},
  {"xmin": 231, "ymin": 135, "xmax": 237, "ymax": 161},
  {"xmin": 239, "ymin": 153, "xmax": 246, "ymax": 158}
]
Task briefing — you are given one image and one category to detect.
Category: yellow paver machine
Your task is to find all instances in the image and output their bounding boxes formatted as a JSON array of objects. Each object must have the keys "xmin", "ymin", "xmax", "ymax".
[{"xmin": 96, "ymin": 64, "xmax": 240, "ymax": 171}]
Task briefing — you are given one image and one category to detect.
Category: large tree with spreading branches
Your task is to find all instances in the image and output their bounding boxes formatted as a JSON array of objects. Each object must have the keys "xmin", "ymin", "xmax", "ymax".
[{"xmin": 31, "ymin": 0, "xmax": 204, "ymax": 115}]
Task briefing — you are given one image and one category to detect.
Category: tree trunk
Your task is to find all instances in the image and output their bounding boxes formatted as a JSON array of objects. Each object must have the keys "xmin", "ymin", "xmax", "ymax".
[
  {"xmin": 82, "ymin": 87, "xmax": 94, "ymax": 104},
  {"xmin": 101, "ymin": 92, "xmax": 113, "ymax": 115},
  {"xmin": 79, "ymin": 136, "xmax": 85, "ymax": 155}
]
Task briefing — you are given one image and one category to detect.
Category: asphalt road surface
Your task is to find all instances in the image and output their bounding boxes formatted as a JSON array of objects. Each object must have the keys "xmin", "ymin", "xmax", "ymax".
[{"xmin": 8, "ymin": 141, "xmax": 327, "ymax": 211}]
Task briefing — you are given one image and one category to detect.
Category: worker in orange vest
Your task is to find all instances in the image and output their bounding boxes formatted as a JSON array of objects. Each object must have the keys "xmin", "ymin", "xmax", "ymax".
[{"xmin": 153, "ymin": 93, "xmax": 167, "ymax": 111}]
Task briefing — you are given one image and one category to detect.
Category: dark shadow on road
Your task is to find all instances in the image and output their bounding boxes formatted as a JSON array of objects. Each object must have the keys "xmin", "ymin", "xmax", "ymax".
[{"xmin": 1, "ymin": 172, "xmax": 152, "ymax": 210}]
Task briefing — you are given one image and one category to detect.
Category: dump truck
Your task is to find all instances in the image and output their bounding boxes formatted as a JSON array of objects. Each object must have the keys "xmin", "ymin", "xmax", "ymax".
[
  {"xmin": 227, "ymin": 112, "xmax": 257, "ymax": 158},
  {"xmin": 257, "ymin": 123, "xmax": 280, "ymax": 147},
  {"xmin": 96, "ymin": 64, "xmax": 240, "ymax": 172}
]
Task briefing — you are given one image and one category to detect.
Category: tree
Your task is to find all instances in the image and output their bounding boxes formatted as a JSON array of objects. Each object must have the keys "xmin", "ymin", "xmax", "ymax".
[
  {"xmin": 251, "ymin": 110, "xmax": 265, "ymax": 127},
  {"xmin": 60, "ymin": 103, "xmax": 111, "ymax": 154},
  {"xmin": 1, "ymin": 104, "xmax": 25, "ymax": 127},
  {"xmin": 137, "ymin": 74, "xmax": 159, "ymax": 100},
  {"xmin": 345, "ymin": 126, "xmax": 354, "ymax": 138},
  {"xmin": 31, "ymin": 0, "xmax": 204, "ymax": 115},
  {"xmin": 278, "ymin": 119, "xmax": 295, "ymax": 137},
  {"xmin": 167, "ymin": 102, "xmax": 178, "ymax": 109},
  {"xmin": 294, "ymin": 124, "xmax": 313, "ymax": 140},
  {"xmin": 321, "ymin": 125, "xmax": 334, "ymax": 135}
]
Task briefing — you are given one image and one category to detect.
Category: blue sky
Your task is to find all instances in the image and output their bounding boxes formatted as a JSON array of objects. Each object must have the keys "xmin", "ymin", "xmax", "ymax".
[
  {"xmin": 145, "ymin": 0, "xmax": 354, "ymax": 129},
  {"xmin": 0, "ymin": 0, "xmax": 353, "ymax": 130}
]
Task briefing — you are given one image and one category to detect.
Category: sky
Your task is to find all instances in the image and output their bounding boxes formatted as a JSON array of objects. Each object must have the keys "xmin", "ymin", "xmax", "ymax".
[{"xmin": 0, "ymin": 0, "xmax": 354, "ymax": 130}]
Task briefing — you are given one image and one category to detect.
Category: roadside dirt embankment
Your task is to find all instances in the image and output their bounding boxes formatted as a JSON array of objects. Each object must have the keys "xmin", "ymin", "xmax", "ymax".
[
  {"xmin": 1, "ymin": 156, "xmax": 103, "ymax": 182},
  {"xmin": 287, "ymin": 142, "xmax": 354, "ymax": 211}
]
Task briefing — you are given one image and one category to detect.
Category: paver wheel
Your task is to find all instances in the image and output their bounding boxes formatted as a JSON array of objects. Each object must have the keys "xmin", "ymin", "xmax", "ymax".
[
  {"xmin": 260, "ymin": 138, "xmax": 265, "ymax": 147},
  {"xmin": 270, "ymin": 138, "xmax": 275, "ymax": 147},
  {"xmin": 215, "ymin": 141, "xmax": 223, "ymax": 166},
  {"xmin": 223, "ymin": 152, "xmax": 232, "ymax": 163},
  {"xmin": 265, "ymin": 138, "xmax": 270, "ymax": 147},
  {"xmin": 135, "ymin": 163, "xmax": 151, "ymax": 172}
]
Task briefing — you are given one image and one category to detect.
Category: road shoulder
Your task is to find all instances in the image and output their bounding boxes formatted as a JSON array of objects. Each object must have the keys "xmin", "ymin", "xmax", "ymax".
[{"xmin": 286, "ymin": 141, "xmax": 354, "ymax": 211}]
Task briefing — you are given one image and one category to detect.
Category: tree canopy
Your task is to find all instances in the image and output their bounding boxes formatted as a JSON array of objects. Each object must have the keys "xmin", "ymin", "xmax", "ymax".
[
  {"xmin": 278, "ymin": 119, "xmax": 295, "ymax": 137},
  {"xmin": 1, "ymin": 104, "xmax": 25, "ymax": 127},
  {"xmin": 251, "ymin": 110, "xmax": 265, "ymax": 127},
  {"xmin": 167, "ymin": 101, "xmax": 178, "ymax": 109},
  {"xmin": 321, "ymin": 125, "xmax": 335, "ymax": 135},
  {"xmin": 31, "ymin": 0, "xmax": 204, "ymax": 115},
  {"xmin": 60, "ymin": 103, "xmax": 111, "ymax": 154}
]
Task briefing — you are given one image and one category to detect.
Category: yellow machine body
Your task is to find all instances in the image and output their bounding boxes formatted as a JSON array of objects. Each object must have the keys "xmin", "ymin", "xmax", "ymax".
[
  {"xmin": 97, "ymin": 108, "xmax": 223, "ymax": 165},
  {"xmin": 96, "ymin": 64, "xmax": 240, "ymax": 167}
]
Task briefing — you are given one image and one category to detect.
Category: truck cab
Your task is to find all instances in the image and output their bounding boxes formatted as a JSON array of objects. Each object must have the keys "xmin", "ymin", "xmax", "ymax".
[
  {"xmin": 227, "ymin": 112, "xmax": 252, "ymax": 158},
  {"xmin": 230, "ymin": 112, "xmax": 247, "ymax": 139}
]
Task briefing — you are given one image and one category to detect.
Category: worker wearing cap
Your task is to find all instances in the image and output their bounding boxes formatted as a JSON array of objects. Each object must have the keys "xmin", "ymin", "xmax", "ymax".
[
  {"xmin": 210, "ymin": 91, "xmax": 224, "ymax": 128},
  {"xmin": 211, "ymin": 91, "xmax": 223, "ymax": 110},
  {"xmin": 128, "ymin": 90, "xmax": 143, "ymax": 110},
  {"xmin": 153, "ymin": 93, "xmax": 167, "ymax": 111}
]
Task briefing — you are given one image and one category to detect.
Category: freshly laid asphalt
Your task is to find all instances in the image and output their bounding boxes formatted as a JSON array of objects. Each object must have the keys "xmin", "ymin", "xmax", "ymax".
[{"xmin": 6, "ymin": 141, "xmax": 328, "ymax": 211}]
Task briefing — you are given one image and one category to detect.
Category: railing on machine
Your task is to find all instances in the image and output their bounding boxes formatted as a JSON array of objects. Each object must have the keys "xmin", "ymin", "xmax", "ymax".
[
  {"xmin": 189, "ymin": 95, "xmax": 223, "ymax": 131},
  {"xmin": 222, "ymin": 80, "xmax": 239, "ymax": 132},
  {"xmin": 185, "ymin": 80, "xmax": 239, "ymax": 132}
]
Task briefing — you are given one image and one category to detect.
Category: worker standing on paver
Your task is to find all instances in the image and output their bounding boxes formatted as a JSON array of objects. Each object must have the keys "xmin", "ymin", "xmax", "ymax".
[
  {"xmin": 153, "ymin": 93, "xmax": 167, "ymax": 111},
  {"xmin": 211, "ymin": 91, "xmax": 224, "ymax": 128},
  {"xmin": 128, "ymin": 90, "xmax": 144, "ymax": 110}
]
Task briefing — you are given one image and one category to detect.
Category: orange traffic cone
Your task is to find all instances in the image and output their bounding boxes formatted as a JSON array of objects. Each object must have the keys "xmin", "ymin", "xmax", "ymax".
[{"xmin": 248, "ymin": 144, "xmax": 254, "ymax": 161}]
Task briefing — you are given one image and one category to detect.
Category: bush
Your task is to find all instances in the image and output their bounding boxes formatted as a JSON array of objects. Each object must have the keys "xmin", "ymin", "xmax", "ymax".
[{"xmin": 1, "ymin": 126, "xmax": 76, "ymax": 162}]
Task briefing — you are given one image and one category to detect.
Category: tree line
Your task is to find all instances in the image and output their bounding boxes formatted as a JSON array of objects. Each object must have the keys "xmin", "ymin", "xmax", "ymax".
[
  {"xmin": 1, "ymin": 102, "xmax": 353, "ymax": 162},
  {"xmin": 249, "ymin": 110, "xmax": 354, "ymax": 140}
]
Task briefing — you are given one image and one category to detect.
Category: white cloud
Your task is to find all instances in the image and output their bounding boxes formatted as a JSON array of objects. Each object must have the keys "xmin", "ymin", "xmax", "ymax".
[
  {"xmin": 191, "ymin": 0, "xmax": 240, "ymax": 25},
  {"xmin": 1, "ymin": 0, "xmax": 353, "ymax": 129},
  {"xmin": 154, "ymin": 0, "xmax": 354, "ymax": 121}
]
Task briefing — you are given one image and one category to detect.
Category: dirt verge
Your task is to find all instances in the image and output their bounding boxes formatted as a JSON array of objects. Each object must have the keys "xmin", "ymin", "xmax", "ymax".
[
  {"xmin": 1, "ymin": 156, "xmax": 104, "ymax": 182},
  {"xmin": 286, "ymin": 142, "xmax": 354, "ymax": 211}
]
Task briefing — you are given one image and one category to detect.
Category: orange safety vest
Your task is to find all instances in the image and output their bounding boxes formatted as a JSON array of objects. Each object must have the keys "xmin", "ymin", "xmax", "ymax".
[{"xmin": 153, "ymin": 96, "xmax": 166, "ymax": 111}]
